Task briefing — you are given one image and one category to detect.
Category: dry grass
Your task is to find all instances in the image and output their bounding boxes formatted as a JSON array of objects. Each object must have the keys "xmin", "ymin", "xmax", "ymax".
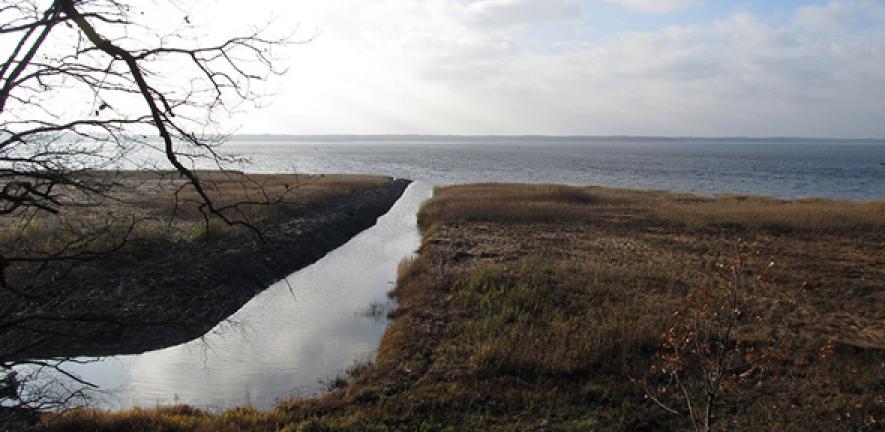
[
  {"xmin": 419, "ymin": 182, "xmax": 885, "ymax": 232},
  {"xmin": 333, "ymin": 183, "xmax": 883, "ymax": 430},
  {"xmin": 44, "ymin": 405, "xmax": 286, "ymax": 432},
  {"xmin": 658, "ymin": 196, "xmax": 885, "ymax": 231},
  {"xmin": 43, "ymin": 182, "xmax": 885, "ymax": 431},
  {"xmin": 418, "ymin": 183, "xmax": 600, "ymax": 228},
  {"xmin": 151, "ymin": 172, "xmax": 390, "ymax": 223},
  {"xmin": 0, "ymin": 172, "xmax": 390, "ymax": 254}
]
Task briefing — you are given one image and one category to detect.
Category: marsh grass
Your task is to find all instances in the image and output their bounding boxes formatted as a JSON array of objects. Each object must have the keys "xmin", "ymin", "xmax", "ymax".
[
  {"xmin": 44, "ymin": 405, "xmax": 285, "ymax": 432},
  {"xmin": 419, "ymin": 182, "xmax": 885, "ymax": 232},
  {"xmin": 44, "ymin": 183, "xmax": 885, "ymax": 431},
  {"xmin": 0, "ymin": 172, "xmax": 390, "ymax": 262},
  {"xmin": 449, "ymin": 259, "xmax": 662, "ymax": 377},
  {"xmin": 322, "ymin": 356, "xmax": 376, "ymax": 392},
  {"xmin": 418, "ymin": 183, "xmax": 600, "ymax": 228},
  {"xmin": 156, "ymin": 172, "xmax": 390, "ymax": 225},
  {"xmin": 658, "ymin": 197, "xmax": 885, "ymax": 231}
]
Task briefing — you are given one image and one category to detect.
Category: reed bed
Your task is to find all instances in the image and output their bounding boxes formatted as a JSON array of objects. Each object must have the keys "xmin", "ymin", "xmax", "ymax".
[{"xmin": 43, "ymin": 182, "xmax": 885, "ymax": 431}]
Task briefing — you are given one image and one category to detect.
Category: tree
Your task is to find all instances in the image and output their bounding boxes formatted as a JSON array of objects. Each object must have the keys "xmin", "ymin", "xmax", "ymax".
[
  {"xmin": 0, "ymin": 0, "xmax": 289, "ymax": 422},
  {"xmin": 1, "ymin": 0, "xmax": 286, "ymax": 223}
]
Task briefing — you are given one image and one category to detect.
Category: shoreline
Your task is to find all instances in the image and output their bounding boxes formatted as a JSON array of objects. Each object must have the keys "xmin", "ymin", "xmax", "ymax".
[
  {"xmin": 27, "ymin": 182, "xmax": 885, "ymax": 430},
  {"xmin": 3, "ymin": 177, "xmax": 411, "ymax": 360}
]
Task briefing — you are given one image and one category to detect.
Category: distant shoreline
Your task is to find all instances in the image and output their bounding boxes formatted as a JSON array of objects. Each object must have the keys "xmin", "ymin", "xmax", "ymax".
[{"xmin": 225, "ymin": 134, "xmax": 885, "ymax": 143}]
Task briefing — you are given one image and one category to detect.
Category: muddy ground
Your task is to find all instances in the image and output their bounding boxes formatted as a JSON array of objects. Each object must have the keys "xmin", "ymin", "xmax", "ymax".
[{"xmin": 2, "ymin": 178, "xmax": 410, "ymax": 360}]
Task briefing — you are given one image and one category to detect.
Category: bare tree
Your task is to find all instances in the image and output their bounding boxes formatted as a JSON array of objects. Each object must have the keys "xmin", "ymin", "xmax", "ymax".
[
  {"xmin": 640, "ymin": 243, "xmax": 834, "ymax": 431},
  {"xmin": 0, "ymin": 0, "xmax": 290, "ymax": 423},
  {"xmin": 0, "ymin": 0, "xmax": 287, "ymax": 222}
]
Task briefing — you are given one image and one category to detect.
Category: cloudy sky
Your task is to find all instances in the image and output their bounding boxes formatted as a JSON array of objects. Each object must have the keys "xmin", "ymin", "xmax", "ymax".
[{"xmin": 204, "ymin": 0, "xmax": 885, "ymax": 137}]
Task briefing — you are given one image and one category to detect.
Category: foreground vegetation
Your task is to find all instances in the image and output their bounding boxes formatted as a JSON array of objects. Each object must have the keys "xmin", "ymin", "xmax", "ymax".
[{"xmin": 44, "ymin": 184, "xmax": 885, "ymax": 430}]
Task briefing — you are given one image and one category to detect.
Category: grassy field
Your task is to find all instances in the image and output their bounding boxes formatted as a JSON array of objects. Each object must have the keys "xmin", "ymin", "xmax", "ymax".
[{"xmin": 44, "ymin": 183, "xmax": 885, "ymax": 431}]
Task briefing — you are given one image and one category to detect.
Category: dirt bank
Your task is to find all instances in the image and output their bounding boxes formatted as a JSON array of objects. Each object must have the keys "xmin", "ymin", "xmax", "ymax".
[{"xmin": 3, "ymin": 178, "xmax": 411, "ymax": 360}]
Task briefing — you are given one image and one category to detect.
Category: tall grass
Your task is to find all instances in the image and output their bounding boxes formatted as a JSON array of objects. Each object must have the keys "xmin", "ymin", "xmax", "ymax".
[
  {"xmin": 418, "ymin": 183, "xmax": 599, "ymax": 228},
  {"xmin": 0, "ymin": 173, "xmax": 392, "ymax": 252},
  {"xmin": 419, "ymin": 182, "xmax": 885, "ymax": 232},
  {"xmin": 450, "ymin": 259, "xmax": 663, "ymax": 377},
  {"xmin": 657, "ymin": 196, "xmax": 885, "ymax": 231}
]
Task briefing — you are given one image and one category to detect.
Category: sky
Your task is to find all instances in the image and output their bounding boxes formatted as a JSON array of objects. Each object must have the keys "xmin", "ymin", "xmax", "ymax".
[{"xmin": 163, "ymin": 1, "xmax": 885, "ymax": 137}]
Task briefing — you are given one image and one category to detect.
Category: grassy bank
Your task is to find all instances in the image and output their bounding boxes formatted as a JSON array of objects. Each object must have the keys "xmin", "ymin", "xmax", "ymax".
[
  {"xmin": 2, "ymin": 171, "xmax": 391, "ymax": 294},
  {"xmin": 46, "ymin": 184, "xmax": 885, "ymax": 430},
  {"xmin": 0, "ymin": 171, "xmax": 390, "ymax": 250},
  {"xmin": 1, "ymin": 172, "xmax": 403, "ymax": 360}
]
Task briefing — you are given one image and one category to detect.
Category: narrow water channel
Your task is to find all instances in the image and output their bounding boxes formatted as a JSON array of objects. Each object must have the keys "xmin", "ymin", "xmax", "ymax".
[{"xmin": 64, "ymin": 182, "xmax": 431, "ymax": 410}]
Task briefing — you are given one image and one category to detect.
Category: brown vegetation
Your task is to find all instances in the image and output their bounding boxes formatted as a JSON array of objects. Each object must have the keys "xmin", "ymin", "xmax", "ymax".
[
  {"xmin": 1, "ymin": 171, "xmax": 390, "ymax": 249},
  {"xmin": 419, "ymin": 183, "xmax": 885, "ymax": 232},
  {"xmin": 0, "ymin": 173, "xmax": 401, "ymax": 360},
  {"xmin": 44, "ymin": 183, "xmax": 885, "ymax": 430},
  {"xmin": 1, "ymin": 171, "xmax": 390, "ymax": 295}
]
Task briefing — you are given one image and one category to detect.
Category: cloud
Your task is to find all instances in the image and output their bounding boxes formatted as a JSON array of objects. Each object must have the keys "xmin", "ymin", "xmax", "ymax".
[
  {"xmin": 225, "ymin": 0, "xmax": 885, "ymax": 137},
  {"xmin": 604, "ymin": 0, "xmax": 704, "ymax": 13},
  {"xmin": 461, "ymin": 0, "xmax": 583, "ymax": 27},
  {"xmin": 490, "ymin": 7, "xmax": 885, "ymax": 136},
  {"xmin": 793, "ymin": 0, "xmax": 885, "ymax": 33}
]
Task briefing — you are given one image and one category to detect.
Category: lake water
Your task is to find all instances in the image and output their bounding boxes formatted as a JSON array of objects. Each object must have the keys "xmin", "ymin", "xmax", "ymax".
[
  {"xmin": 220, "ymin": 136, "xmax": 885, "ymax": 200},
  {"xmin": 62, "ymin": 136, "xmax": 885, "ymax": 411}
]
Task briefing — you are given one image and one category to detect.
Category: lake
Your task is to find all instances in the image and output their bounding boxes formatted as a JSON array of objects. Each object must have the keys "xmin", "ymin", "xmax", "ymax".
[
  {"xmin": 65, "ymin": 136, "xmax": 885, "ymax": 410},
  {"xmin": 222, "ymin": 136, "xmax": 885, "ymax": 200}
]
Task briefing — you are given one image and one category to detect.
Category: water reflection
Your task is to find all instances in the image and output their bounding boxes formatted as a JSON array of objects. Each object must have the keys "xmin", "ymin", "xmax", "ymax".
[{"xmin": 65, "ymin": 182, "xmax": 429, "ymax": 410}]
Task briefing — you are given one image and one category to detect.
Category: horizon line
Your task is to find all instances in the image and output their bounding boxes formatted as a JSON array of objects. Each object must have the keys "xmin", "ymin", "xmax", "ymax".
[{"xmin": 230, "ymin": 133, "xmax": 885, "ymax": 141}]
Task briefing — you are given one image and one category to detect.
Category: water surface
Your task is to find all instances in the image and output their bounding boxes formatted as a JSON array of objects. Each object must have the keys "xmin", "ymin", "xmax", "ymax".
[
  {"xmin": 67, "ymin": 136, "xmax": 885, "ymax": 410},
  {"xmin": 67, "ymin": 182, "xmax": 429, "ymax": 410},
  {"xmin": 219, "ymin": 136, "xmax": 885, "ymax": 200}
]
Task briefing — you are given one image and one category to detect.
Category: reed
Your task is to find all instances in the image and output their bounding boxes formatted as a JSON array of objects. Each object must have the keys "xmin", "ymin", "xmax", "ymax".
[{"xmin": 44, "ymin": 182, "xmax": 885, "ymax": 431}]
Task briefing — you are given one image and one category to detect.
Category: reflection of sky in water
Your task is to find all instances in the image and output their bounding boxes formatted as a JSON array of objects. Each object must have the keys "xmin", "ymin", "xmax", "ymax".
[
  {"xmin": 59, "ymin": 137, "xmax": 885, "ymax": 410},
  {"xmin": 66, "ymin": 183, "xmax": 428, "ymax": 410}
]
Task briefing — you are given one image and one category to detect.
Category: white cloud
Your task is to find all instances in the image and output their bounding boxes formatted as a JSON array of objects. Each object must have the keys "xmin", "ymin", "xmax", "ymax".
[
  {"xmin": 205, "ymin": 0, "xmax": 885, "ymax": 137},
  {"xmin": 461, "ymin": 0, "xmax": 583, "ymax": 27},
  {"xmin": 793, "ymin": 0, "xmax": 885, "ymax": 33},
  {"xmin": 604, "ymin": 0, "xmax": 704, "ymax": 13}
]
